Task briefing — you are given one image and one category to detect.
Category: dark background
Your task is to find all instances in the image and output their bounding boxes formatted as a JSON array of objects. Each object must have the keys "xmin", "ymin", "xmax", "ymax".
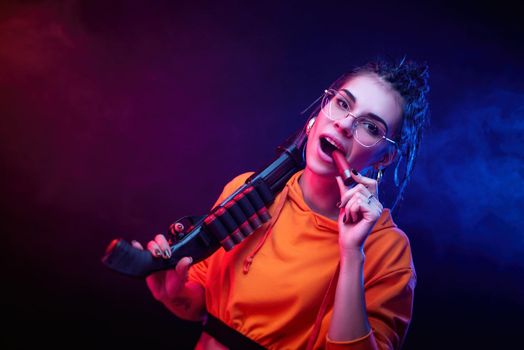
[{"xmin": 2, "ymin": 0, "xmax": 523, "ymax": 348}]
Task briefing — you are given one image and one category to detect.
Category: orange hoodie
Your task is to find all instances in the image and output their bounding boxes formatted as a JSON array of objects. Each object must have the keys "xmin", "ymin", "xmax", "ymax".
[{"xmin": 189, "ymin": 170, "xmax": 416, "ymax": 350}]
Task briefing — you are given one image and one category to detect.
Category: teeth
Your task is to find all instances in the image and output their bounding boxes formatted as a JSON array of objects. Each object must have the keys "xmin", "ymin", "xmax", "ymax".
[{"xmin": 325, "ymin": 136, "xmax": 342, "ymax": 152}]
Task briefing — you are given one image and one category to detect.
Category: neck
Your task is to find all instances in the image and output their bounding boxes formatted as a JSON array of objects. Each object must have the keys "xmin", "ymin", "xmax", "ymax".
[{"xmin": 298, "ymin": 168, "xmax": 340, "ymax": 220}]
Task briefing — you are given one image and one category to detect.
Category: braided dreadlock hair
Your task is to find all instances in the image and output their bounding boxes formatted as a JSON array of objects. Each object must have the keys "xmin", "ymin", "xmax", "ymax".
[{"xmin": 328, "ymin": 57, "xmax": 430, "ymax": 211}]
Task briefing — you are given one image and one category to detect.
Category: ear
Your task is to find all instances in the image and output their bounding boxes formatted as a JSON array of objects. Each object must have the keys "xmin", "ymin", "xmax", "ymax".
[
  {"xmin": 306, "ymin": 116, "xmax": 316, "ymax": 135},
  {"xmin": 377, "ymin": 145, "xmax": 398, "ymax": 168}
]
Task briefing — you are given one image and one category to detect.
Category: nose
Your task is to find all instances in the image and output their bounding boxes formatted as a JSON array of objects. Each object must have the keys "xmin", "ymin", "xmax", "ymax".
[{"xmin": 333, "ymin": 115, "xmax": 355, "ymax": 139}]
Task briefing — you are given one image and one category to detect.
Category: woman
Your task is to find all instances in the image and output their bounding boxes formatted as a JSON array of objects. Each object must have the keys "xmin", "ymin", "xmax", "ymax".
[{"xmin": 133, "ymin": 58, "xmax": 430, "ymax": 349}]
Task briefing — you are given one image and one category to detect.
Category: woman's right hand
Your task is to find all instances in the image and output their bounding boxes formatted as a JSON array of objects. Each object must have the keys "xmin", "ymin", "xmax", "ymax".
[{"xmin": 131, "ymin": 235, "xmax": 193, "ymax": 302}]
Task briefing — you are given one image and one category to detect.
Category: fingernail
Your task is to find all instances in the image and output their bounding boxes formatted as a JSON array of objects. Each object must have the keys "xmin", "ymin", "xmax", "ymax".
[
  {"xmin": 164, "ymin": 249, "xmax": 171, "ymax": 258},
  {"xmin": 188, "ymin": 257, "xmax": 193, "ymax": 264},
  {"xmin": 154, "ymin": 249, "xmax": 162, "ymax": 257},
  {"xmin": 352, "ymin": 169, "xmax": 359, "ymax": 176},
  {"xmin": 336, "ymin": 201, "xmax": 341, "ymax": 208}
]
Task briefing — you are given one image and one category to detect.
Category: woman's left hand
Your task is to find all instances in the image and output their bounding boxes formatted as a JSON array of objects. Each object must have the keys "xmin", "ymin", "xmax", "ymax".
[{"xmin": 335, "ymin": 171, "xmax": 383, "ymax": 255}]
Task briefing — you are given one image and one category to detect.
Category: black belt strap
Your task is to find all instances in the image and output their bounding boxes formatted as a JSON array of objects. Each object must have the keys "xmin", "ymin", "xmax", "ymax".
[{"xmin": 203, "ymin": 313, "xmax": 267, "ymax": 350}]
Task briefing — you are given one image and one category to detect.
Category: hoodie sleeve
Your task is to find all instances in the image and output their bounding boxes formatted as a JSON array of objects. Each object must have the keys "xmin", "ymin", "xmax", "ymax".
[{"xmin": 326, "ymin": 226, "xmax": 417, "ymax": 350}]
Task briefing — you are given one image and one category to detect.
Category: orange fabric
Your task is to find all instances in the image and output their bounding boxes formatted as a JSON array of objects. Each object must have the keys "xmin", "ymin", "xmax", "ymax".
[{"xmin": 189, "ymin": 170, "xmax": 416, "ymax": 350}]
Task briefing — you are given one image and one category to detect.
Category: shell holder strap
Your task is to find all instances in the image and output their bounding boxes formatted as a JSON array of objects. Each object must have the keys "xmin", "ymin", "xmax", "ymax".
[{"xmin": 204, "ymin": 181, "xmax": 274, "ymax": 251}]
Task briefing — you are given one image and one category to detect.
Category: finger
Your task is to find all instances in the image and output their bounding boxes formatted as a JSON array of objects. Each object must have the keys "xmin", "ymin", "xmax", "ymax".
[
  {"xmin": 367, "ymin": 193, "xmax": 381, "ymax": 207},
  {"xmin": 349, "ymin": 196, "xmax": 365, "ymax": 223},
  {"xmin": 375, "ymin": 198, "xmax": 384, "ymax": 211},
  {"xmin": 131, "ymin": 240, "xmax": 144, "ymax": 250},
  {"xmin": 339, "ymin": 183, "xmax": 370, "ymax": 209},
  {"xmin": 349, "ymin": 169, "xmax": 378, "ymax": 192},
  {"xmin": 336, "ymin": 176, "xmax": 344, "ymax": 196},
  {"xmin": 146, "ymin": 240, "xmax": 163, "ymax": 258},
  {"xmin": 342, "ymin": 194, "xmax": 360, "ymax": 224},
  {"xmin": 164, "ymin": 258, "xmax": 193, "ymax": 296},
  {"xmin": 336, "ymin": 176, "xmax": 352, "ymax": 209},
  {"xmin": 175, "ymin": 256, "xmax": 194, "ymax": 275},
  {"xmin": 343, "ymin": 192, "xmax": 369, "ymax": 224},
  {"xmin": 154, "ymin": 234, "xmax": 171, "ymax": 258},
  {"xmin": 335, "ymin": 176, "xmax": 353, "ymax": 199}
]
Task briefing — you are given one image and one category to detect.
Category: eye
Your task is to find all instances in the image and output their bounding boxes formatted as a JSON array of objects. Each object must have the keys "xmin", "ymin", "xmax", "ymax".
[
  {"xmin": 359, "ymin": 118, "xmax": 383, "ymax": 136},
  {"xmin": 335, "ymin": 97, "xmax": 350, "ymax": 111}
]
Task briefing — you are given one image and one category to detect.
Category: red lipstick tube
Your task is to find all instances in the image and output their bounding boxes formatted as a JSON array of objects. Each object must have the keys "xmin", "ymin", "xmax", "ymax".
[{"xmin": 332, "ymin": 150, "xmax": 355, "ymax": 187}]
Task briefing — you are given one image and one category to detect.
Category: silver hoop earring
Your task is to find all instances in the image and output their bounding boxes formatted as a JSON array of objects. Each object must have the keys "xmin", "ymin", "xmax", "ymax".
[
  {"xmin": 306, "ymin": 117, "xmax": 316, "ymax": 135},
  {"xmin": 376, "ymin": 168, "xmax": 383, "ymax": 184}
]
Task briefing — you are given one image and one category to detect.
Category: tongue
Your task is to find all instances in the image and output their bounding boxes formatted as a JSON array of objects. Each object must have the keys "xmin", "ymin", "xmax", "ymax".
[{"xmin": 332, "ymin": 150, "xmax": 355, "ymax": 187}]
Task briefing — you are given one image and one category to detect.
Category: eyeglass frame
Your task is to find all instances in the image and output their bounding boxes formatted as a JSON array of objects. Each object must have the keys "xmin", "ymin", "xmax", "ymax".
[{"xmin": 320, "ymin": 89, "xmax": 398, "ymax": 148}]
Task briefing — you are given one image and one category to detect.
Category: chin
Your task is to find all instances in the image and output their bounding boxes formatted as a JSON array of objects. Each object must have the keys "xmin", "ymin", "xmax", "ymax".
[{"xmin": 305, "ymin": 154, "xmax": 338, "ymax": 177}]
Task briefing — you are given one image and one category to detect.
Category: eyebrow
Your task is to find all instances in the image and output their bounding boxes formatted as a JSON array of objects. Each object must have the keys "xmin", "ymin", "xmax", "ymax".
[
  {"xmin": 340, "ymin": 88, "xmax": 390, "ymax": 133},
  {"xmin": 340, "ymin": 89, "xmax": 356, "ymax": 103}
]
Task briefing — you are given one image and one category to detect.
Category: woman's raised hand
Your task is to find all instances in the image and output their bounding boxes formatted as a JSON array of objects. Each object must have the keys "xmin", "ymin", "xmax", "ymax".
[{"xmin": 335, "ymin": 170, "xmax": 383, "ymax": 254}]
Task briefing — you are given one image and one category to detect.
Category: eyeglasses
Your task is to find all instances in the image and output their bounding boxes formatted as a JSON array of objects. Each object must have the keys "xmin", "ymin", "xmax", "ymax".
[{"xmin": 321, "ymin": 89, "xmax": 397, "ymax": 148}]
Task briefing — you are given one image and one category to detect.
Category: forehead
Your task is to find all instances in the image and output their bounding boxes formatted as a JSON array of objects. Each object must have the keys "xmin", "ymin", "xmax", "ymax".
[{"xmin": 340, "ymin": 73, "xmax": 404, "ymax": 134}]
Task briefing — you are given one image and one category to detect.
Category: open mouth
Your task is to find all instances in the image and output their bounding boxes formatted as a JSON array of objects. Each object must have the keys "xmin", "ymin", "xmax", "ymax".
[{"xmin": 320, "ymin": 136, "xmax": 344, "ymax": 157}]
